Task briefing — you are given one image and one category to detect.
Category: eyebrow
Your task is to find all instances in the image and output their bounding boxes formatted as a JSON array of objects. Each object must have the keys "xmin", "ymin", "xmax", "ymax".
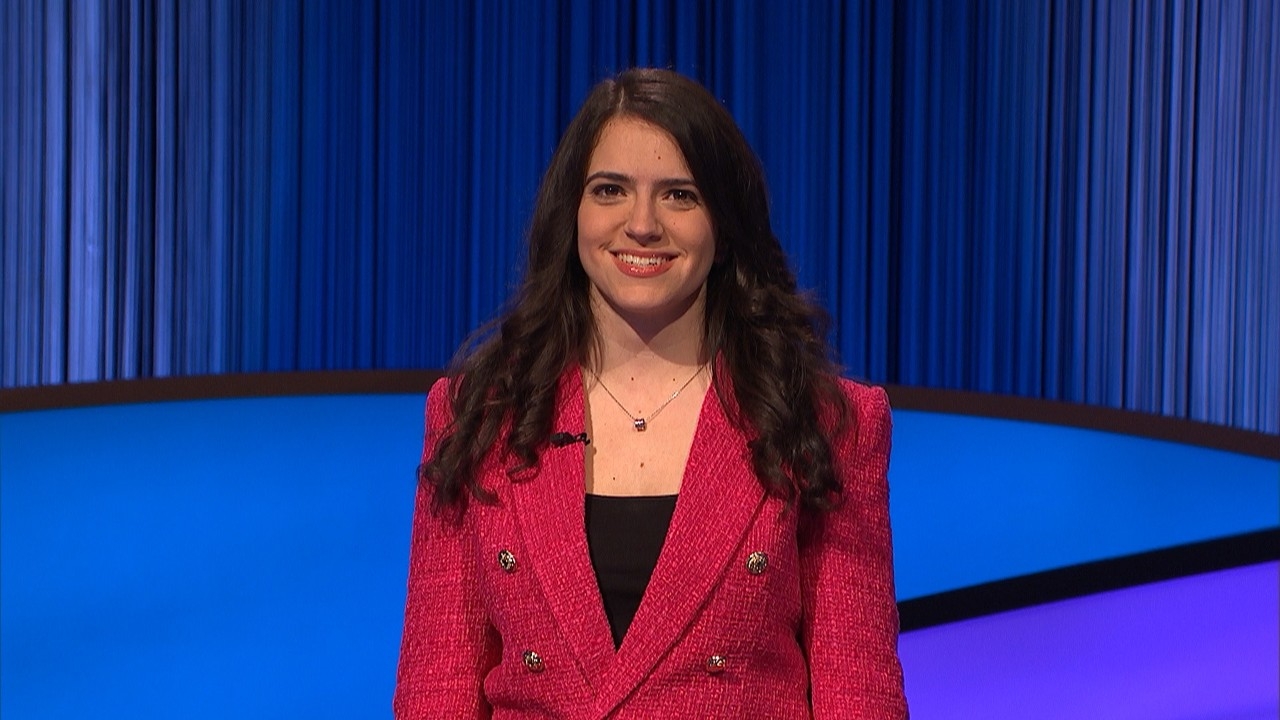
[{"xmin": 584, "ymin": 171, "xmax": 698, "ymax": 189}]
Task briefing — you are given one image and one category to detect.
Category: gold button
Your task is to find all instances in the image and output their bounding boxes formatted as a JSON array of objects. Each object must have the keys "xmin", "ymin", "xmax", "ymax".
[
  {"xmin": 522, "ymin": 650, "xmax": 545, "ymax": 673},
  {"xmin": 498, "ymin": 549, "xmax": 517, "ymax": 573},
  {"xmin": 705, "ymin": 655, "xmax": 727, "ymax": 674},
  {"xmin": 745, "ymin": 551, "xmax": 768, "ymax": 575}
]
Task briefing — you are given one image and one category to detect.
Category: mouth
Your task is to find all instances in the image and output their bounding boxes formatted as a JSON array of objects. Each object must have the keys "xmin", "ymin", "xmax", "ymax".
[
  {"xmin": 609, "ymin": 250, "xmax": 676, "ymax": 277},
  {"xmin": 612, "ymin": 251, "xmax": 672, "ymax": 268}
]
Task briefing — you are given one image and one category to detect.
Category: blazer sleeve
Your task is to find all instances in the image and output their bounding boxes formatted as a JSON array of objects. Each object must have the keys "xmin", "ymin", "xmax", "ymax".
[
  {"xmin": 799, "ymin": 383, "xmax": 908, "ymax": 719},
  {"xmin": 393, "ymin": 379, "xmax": 500, "ymax": 720}
]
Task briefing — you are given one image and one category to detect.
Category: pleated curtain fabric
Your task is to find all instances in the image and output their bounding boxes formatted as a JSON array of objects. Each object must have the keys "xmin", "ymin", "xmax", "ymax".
[{"xmin": 2, "ymin": 0, "xmax": 1276, "ymax": 433}]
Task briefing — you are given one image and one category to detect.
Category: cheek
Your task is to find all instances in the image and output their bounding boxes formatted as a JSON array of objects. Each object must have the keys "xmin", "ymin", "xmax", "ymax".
[
  {"xmin": 576, "ymin": 202, "xmax": 613, "ymax": 245},
  {"xmin": 575, "ymin": 210, "xmax": 605, "ymax": 281},
  {"xmin": 575, "ymin": 204, "xmax": 589, "ymax": 244},
  {"xmin": 575, "ymin": 209, "xmax": 595, "ymax": 264},
  {"xmin": 694, "ymin": 225, "xmax": 717, "ymax": 267},
  {"xmin": 690, "ymin": 212, "xmax": 715, "ymax": 256}
]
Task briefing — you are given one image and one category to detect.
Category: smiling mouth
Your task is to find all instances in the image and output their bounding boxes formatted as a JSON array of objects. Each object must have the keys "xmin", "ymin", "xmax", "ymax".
[{"xmin": 612, "ymin": 252, "xmax": 672, "ymax": 267}]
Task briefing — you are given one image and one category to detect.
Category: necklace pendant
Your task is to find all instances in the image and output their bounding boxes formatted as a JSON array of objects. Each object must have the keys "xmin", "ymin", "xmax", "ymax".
[{"xmin": 633, "ymin": 418, "xmax": 647, "ymax": 432}]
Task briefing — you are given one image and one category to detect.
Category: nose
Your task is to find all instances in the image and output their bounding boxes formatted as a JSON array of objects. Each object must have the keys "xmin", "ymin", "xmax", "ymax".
[{"xmin": 624, "ymin": 196, "xmax": 661, "ymax": 243}]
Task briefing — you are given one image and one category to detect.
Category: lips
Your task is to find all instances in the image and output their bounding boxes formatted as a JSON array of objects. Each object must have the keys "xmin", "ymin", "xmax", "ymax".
[{"xmin": 610, "ymin": 250, "xmax": 675, "ymax": 277}]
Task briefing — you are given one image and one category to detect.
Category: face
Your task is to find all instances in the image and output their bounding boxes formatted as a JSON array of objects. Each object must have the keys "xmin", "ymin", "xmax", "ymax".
[{"xmin": 577, "ymin": 117, "xmax": 716, "ymax": 334}]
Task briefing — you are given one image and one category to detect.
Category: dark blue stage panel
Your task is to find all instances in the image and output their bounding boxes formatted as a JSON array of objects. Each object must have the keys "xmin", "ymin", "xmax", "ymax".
[
  {"xmin": 900, "ymin": 562, "xmax": 1279, "ymax": 719},
  {"xmin": 1, "ymin": 394, "xmax": 1277, "ymax": 718}
]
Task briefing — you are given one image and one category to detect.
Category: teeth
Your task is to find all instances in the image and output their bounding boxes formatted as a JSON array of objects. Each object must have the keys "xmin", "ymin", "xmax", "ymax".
[{"xmin": 616, "ymin": 253, "xmax": 667, "ymax": 267}]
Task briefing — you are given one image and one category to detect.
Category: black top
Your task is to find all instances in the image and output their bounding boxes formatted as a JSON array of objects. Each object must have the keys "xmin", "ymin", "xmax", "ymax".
[{"xmin": 584, "ymin": 493, "xmax": 679, "ymax": 649}]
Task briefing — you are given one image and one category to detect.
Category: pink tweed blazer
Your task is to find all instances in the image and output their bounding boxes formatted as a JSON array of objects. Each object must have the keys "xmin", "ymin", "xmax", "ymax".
[{"xmin": 393, "ymin": 371, "xmax": 907, "ymax": 719}]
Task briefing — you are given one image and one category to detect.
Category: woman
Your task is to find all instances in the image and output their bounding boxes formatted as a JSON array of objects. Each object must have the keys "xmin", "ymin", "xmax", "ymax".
[{"xmin": 394, "ymin": 68, "xmax": 907, "ymax": 719}]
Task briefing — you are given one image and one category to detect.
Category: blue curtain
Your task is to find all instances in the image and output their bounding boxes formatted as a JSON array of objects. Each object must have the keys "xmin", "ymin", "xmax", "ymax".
[{"xmin": 2, "ymin": 0, "xmax": 1276, "ymax": 433}]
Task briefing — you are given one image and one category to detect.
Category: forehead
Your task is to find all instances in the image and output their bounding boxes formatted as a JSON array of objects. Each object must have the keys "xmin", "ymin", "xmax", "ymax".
[{"xmin": 586, "ymin": 117, "xmax": 693, "ymax": 177}]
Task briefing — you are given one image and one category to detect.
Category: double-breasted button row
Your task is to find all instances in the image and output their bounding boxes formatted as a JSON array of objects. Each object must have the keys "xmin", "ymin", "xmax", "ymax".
[
  {"xmin": 500, "ymin": 552, "xmax": 543, "ymax": 674},
  {"xmin": 702, "ymin": 551, "xmax": 761, "ymax": 677}
]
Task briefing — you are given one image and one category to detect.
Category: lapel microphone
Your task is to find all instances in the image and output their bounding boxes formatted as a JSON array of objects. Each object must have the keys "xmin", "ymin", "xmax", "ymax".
[{"xmin": 549, "ymin": 431, "xmax": 590, "ymax": 447}]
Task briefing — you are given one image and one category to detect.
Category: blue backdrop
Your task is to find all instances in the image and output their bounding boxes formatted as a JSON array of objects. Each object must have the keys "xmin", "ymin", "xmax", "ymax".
[{"xmin": 2, "ymin": 0, "xmax": 1277, "ymax": 433}]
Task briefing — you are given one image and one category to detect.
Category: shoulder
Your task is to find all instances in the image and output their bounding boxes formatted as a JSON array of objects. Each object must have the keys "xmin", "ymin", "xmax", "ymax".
[
  {"xmin": 425, "ymin": 377, "xmax": 456, "ymax": 433},
  {"xmin": 829, "ymin": 376, "xmax": 890, "ymax": 430},
  {"xmin": 831, "ymin": 378, "xmax": 891, "ymax": 451},
  {"xmin": 835, "ymin": 378, "xmax": 890, "ymax": 419}
]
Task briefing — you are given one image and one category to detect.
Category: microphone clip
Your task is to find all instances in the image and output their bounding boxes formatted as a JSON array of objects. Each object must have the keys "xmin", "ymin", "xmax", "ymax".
[{"xmin": 550, "ymin": 431, "xmax": 590, "ymax": 447}]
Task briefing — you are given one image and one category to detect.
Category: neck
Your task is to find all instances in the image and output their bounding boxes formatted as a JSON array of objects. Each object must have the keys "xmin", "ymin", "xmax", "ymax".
[{"xmin": 587, "ymin": 292, "xmax": 707, "ymax": 378}]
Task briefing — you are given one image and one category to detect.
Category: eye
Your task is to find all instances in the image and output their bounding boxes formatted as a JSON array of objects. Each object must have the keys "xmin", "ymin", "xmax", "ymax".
[
  {"xmin": 588, "ymin": 183, "xmax": 625, "ymax": 200},
  {"xmin": 665, "ymin": 187, "xmax": 701, "ymax": 208}
]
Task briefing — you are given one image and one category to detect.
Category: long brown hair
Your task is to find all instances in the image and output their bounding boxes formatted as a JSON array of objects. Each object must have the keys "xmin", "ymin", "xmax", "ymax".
[{"xmin": 423, "ymin": 68, "xmax": 850, "ymax": 514}]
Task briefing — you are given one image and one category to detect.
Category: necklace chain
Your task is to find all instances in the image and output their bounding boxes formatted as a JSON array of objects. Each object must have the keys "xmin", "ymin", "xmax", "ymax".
[{"xmin": 589, "ymin": 364, "xmax": 706, "ymax": 431}]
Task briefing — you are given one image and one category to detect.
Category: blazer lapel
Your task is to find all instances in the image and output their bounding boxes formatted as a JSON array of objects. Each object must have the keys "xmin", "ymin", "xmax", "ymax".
[
  {"xmin": 591, "ymin": 384, "xmax": 765, "ymax": 717},
  {"xmin": 507, "ymin": 370, "xmax": 616, "ymax": 691}
]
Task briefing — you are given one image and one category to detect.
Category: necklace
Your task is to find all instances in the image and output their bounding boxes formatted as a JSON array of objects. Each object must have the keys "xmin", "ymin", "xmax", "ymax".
[{"xmin": 589, "ymin": 364, "xmax": 706, "ymax": 431}]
